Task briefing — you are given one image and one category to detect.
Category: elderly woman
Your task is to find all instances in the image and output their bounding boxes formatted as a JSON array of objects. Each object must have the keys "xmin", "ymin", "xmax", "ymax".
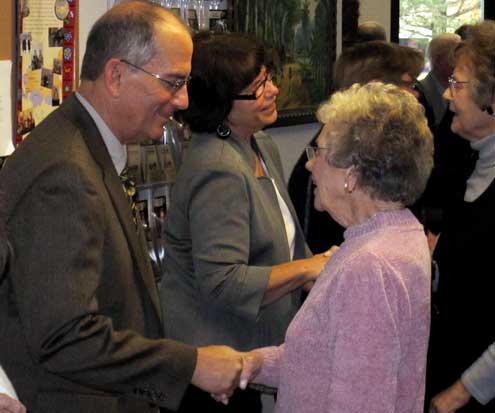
[
  {"xmin": 243, "ymin": 82, "xmax": 434, "ymax": 413},
  {"xmin": 160, "ymin": 32, "xmax": 328, "ymax": 412},
  {"xmin": 426, "ymin": 20, "xmax": 495, "ymax": 413}
]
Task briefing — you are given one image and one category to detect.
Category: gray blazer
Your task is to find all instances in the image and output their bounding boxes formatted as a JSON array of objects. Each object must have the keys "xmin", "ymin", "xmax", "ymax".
[
  {"xmin": 0, "ymin": 96, "xmax": 196, "ymax": 413},
  {"xmin": 419, "ymin": 71, "xmax": 448, "ymax": 126},
  {"xmin": 160, "ymin": 131, "xmax": 311, "ymax": 351}
]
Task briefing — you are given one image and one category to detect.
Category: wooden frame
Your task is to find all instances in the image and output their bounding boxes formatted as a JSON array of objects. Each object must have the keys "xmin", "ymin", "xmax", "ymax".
[{"xmin": 229, "ymin": 1, "xmax": 337, "ymax": 127}]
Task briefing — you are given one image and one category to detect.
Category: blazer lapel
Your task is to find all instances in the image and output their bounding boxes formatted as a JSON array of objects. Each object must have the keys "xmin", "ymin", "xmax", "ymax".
[
  {"xmin": 60, "ymin": 96, "xmax": 162, "ymax": 321},
  {"xmin": 254, "ymin": 133, "xmax": 309, "ymax": 258}
]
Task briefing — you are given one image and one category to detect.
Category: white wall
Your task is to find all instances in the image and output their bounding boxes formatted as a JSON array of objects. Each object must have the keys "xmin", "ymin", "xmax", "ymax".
[
  {"xmin": 267, "ymin": 122, "xmax": 321, "ymax": 180},
  {"xmin": 79, "ymin": 2, "xmax": 108, "ymax": 72},
  {"xmin": 78, "ymin": 0, "xmax": 391, "ymax": 181},
  {"xmin": 359, "ymin": 0, "xmax": 391, "ymax": 40}
]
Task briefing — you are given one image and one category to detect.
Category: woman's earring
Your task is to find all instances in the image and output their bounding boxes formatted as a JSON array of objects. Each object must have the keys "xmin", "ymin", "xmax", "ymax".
[
  {"xmin": 344, "ymin": 180, "xmax": 352, "ymax": 193},
  {"xmin": 216, "ymin": 123, "xmax": 231, "ymax": 139}
]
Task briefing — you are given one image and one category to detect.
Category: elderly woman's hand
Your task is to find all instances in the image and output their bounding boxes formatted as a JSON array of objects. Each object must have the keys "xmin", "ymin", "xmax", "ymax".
[
  {"xmin": 210, "ymin": 350, "xmax": 263, "ymax": 406},
  {"xmin": 0, "ymin": 394, "xmax": 26, "ymax": 413},
  {"xmin": 429, "ymin": 380, "xmax": 471, "ymax": 413}
]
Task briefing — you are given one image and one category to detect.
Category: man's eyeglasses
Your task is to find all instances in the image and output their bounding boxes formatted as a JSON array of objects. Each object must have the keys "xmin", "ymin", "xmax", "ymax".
[
  {"xmin": 233, "ymin": 73, "xmax": 277, "ymax": 100},
  {"xmin": 305, "ymin": 146, "xmax": 332, "ymax": 160},
  {"xmin": 448, "ymin": 75, "xmax": 470, "ymax": 94},
  {"xmin": 120, "ymin": 59, "xmax": 191, "ymax": 93}
]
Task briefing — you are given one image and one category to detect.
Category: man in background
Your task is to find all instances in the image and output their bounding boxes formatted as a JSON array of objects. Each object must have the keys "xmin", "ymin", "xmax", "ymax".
[
  {"xmin": 356, "ymin": 21, "xmax": 387, "ymax": 42},
  {"xmin": 420, "ymin": 33, "xmax": 461, "ymax": 127}
]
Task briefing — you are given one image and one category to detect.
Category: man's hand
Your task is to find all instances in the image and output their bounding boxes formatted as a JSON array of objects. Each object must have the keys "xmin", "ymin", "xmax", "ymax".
[
  {"xmin": 0, "ymin": 394, "xmax": 26, "ymax": 413},
  {"xmin": 191, "ymin": 346, "xmax": 243, "ymax": 396},
  {"xmin": 429, "ymin": 379, "xmax": 472, "ymax": 413}
]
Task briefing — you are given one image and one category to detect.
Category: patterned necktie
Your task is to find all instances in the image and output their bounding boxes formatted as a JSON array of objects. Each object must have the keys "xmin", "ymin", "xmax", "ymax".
[{"xmin": 119, "ymin": 166, "xmax": 139, "ymax": 227}]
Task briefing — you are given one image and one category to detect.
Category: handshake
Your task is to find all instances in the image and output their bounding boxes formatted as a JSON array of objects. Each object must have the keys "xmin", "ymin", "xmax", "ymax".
[{"xmin": 191, "ymin": 345, "xmax": 263, "ymax": 404}]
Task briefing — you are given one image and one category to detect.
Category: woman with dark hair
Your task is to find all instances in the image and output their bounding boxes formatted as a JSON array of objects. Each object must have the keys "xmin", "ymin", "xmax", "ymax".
[{"xmin": 160, "ymin": 32, "xmax": 328, "ymax": 412}]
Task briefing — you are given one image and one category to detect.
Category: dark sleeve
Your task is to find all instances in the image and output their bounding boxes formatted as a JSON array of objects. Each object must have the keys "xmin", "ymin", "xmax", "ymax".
[{"xmin": 8, "ymin": 161, "xmax": 196, "ymax": 410}]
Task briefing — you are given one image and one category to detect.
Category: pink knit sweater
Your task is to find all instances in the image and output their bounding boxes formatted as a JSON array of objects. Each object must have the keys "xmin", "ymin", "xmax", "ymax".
[{"xmin": 254, "ymin": 209, "xmax": 431, "ymax": 413}]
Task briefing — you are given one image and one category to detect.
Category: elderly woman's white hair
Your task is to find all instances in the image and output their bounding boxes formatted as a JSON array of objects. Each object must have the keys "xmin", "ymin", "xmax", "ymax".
[{"xmin": 317, "ymin": 81, "xmax": 434, "ymax": 206}]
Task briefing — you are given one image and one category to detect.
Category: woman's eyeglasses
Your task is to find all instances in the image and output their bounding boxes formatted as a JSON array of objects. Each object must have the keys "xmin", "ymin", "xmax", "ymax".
[
  {"xmin": 305, "ymin": 146, "xmax": 332, "ymax": 160},
  {"xmin": 448, "ymin": 75, "xmax": 470, "ymax": 94},
  {"xmin": 233, "ymin": 73, "xmax": 277, "ymax": 100}
]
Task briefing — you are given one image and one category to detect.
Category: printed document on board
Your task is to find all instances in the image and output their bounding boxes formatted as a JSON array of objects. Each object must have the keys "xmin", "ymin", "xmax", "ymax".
[{"xmin": 0, "ymin": 60, "xmax": 14, "ymax": 156}]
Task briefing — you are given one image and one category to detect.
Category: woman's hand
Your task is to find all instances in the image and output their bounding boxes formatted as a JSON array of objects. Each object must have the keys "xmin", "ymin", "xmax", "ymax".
[
  {"xmin": 0, "ymin": 394, "xmax": 26, "ymax": 413},
  {"xmin": 240, "ymin": 351, "xmax": 263, "ymax": 388},
  {"xmin": 429, "ymin": 379, "xmax": 471, "ymax": 413},
  {"xmin": 303, "ymin": 246, "xmax": 340, "ymax": 289},
  {"xmin": 210, "ymin": 351, "xmax": 263, "ymax": 406},
  {"xmin": 264, "ymin": 245, "xmax": 340, "ymax": 305}
]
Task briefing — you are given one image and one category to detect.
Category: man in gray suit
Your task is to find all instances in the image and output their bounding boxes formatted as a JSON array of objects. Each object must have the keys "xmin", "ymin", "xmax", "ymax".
[
  {"xmin": 420, "ymin": 33, "xmax": 461, "ymax": 127},
  {"xmin": 0, "ymin": 3, "xmax": 247, "ymax": 412}
]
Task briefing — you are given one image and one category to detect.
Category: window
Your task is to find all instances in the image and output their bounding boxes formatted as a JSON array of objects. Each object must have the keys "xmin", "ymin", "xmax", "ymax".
[{"xmin": 391, "ymin": 0, "xmax": 493, "ymax": 44}]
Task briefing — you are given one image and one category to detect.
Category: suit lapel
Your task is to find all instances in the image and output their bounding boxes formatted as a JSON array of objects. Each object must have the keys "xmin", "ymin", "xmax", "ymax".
[{"xmin": 60, "ymin": 96, "xmax": 162, "ymax": 321}]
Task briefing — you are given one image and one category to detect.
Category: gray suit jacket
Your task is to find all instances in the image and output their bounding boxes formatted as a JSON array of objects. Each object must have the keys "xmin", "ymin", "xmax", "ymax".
[
  {"xmin": 420, "ymin": 72, "xmax": 447, "ymax": 126},
  {"xmin": 0, "ymin": 96, "xmax": 196, "ymax": 413},
  {"xmin": 161, "ymin": 131, "xmax": 311, "ymax": 351}
]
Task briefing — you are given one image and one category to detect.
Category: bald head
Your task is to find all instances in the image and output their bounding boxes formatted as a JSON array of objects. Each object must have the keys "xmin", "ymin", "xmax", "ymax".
[
  {"xmin": 81, "ymin": 1, "xmax": 190, "ymax": 81},
  {"xmin": 428, "ymin": 33, "xmax": 461, "ymax": 83},
  {"xmin": 356, "ymin": 21, "xmax": 387, "ymax": 42}
]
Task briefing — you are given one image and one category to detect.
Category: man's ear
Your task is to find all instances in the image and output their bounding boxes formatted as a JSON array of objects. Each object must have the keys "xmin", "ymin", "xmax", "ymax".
[{"xmin": 103, "ymin": 58, "xmax": 125, "ymax": 98}]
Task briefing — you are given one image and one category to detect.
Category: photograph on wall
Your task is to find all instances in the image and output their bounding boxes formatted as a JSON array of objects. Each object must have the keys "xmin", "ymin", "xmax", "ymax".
[
  {"xmin": 231, "ymin": 0, "xmax": 337, "ymax": 125},
  {"xmin": 17, "ymin": 108, "xmax": 36, "ymax": 136}
]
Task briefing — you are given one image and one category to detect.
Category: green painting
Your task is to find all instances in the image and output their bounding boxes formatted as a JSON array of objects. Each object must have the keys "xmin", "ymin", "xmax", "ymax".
[{"xmin": 232, "ymin": 0, "xmax": 337, "ymax": 126}]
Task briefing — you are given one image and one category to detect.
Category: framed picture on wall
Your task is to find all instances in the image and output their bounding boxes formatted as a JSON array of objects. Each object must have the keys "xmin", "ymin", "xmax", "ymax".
[{"xmin": 230, "ymin": 0, "xmax": 337, "ymax": 126}]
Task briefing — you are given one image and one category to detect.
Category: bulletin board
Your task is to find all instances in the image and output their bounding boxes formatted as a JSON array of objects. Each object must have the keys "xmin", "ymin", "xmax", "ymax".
[{"xmin": 17, "ymin": 0, "xmax": 78, "ymax": 143}]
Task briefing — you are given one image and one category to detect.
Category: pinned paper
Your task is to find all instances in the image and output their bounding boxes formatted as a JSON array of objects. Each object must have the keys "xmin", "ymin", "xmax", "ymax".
[{"xmin": 0, "ymin": 60, "xmax": 14, "ymax": 156}]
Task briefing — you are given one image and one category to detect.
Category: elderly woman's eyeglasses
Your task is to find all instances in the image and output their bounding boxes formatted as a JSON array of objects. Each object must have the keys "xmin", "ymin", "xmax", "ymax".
[
  {"xmin": 120, "ymin": 59, "xmax": 191, "ymax": 93},
  {"xmin": 448, "ymin": 76, "xmax": 470, "ymax": 94},
  {"xmin": 306, "ymin": 146, "xmax": 331, "ymax": 160},
  {"xmin": 233, "ymin": 73, "xmax": 277, "ymax": 100}
]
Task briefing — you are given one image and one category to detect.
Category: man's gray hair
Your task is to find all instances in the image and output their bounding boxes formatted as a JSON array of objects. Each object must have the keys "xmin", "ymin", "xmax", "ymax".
[{"xmin": 81, "ymin": 1, "xmax": 189, "ymax": 81}]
